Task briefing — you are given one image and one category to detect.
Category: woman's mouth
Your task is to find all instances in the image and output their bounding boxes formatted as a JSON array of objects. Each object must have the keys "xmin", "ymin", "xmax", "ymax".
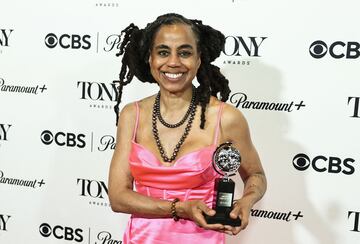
[{"xmin": 163, "ymin": 72, "xmax": 184, "ymax": 80}]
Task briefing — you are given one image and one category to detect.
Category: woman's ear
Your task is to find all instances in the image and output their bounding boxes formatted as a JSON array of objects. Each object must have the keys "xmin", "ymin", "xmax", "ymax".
[
  {"xmin": 197, "ymin": 55, "xmax": 201, "ymax": 69},
  {"xmin": 147, "ymin": 51, "xmax": 152, "ymax": 64}
]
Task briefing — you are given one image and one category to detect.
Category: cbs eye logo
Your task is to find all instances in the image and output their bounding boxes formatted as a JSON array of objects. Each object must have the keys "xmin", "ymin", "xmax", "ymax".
[
  {"xmin": 40, "ymin": 130, "xmax": 86, "ymax": 148},
  {"xmin": 292, "ymin": 153, "xmax": 355, "ymax": 175},
  {"xmin": 39, "ymin": 223, "xmax": 83, "ymax": 242},
  {"xmin": 309, "ymin": 40, "xmax": 360, "ymax": 59},
  {"xmin": 45, "ymin": 33, "xmax": 91, "ymax": 49},
  {"xmin": 40, "ymin": 130, "xmax": 53, "ymax": 145},
  {"xmin": 39, "ymin": 223, "xmax": 52, "ymax": 237},
  {"xmin": 309, "ymin": 41, "xmax": 328, "ymax": 59},
  {"xmin": 44, "ymin": 33, "xmax": 58, "ymax": 49},
  {"xmin": 292, "ymin": 153, "xmax": 311, "ymax": 171}
]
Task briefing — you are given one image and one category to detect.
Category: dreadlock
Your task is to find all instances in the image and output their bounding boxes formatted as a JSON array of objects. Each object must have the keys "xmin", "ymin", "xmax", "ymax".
[{"xmin": 113, "ymin": 13, "xmax": 231, "ymax": 128}]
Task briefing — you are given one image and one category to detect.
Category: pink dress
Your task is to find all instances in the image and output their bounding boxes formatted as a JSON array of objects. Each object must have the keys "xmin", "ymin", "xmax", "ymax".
[{"xmin": 123, "ymin": 102, "xmax": 225, "ymax": 244}]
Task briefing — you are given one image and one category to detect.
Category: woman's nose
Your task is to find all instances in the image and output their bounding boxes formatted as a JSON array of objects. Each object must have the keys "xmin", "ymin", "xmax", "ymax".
[{"xmin": 166, "ymin": 53, "xmax": 181, "ymax": 67}]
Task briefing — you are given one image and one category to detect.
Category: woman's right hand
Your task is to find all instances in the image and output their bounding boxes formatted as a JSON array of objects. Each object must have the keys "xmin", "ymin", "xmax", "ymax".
[{"xmin": 177, "ymin": 200, "xmax": 232, "ymax": 233}]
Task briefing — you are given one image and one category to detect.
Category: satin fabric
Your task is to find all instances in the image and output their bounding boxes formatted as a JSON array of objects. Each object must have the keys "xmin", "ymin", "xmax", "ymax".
[{"xmin": 123, "ymin": 102, "xmax": 225, "ymax": 244}]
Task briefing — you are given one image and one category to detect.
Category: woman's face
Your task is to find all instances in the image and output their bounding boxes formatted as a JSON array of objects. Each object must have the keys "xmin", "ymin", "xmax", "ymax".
[{"xmin": 149, "ymin": 24, "xmax": 201, "ymax": 94}]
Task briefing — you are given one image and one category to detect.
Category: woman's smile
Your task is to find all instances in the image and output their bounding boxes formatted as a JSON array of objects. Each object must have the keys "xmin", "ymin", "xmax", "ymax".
[
  {"xmin": 149, "ymin": 24, "xmax": 201, "ymax": 93},
  {"xmin": 162, "ymin": 72, "xmax": 185, "ymax": 81}
]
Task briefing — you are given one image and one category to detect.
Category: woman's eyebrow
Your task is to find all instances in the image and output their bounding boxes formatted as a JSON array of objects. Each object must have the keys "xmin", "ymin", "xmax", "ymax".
[
  {"xmin": 154, "ymin": 44, "xmax": 194, "ymax": 50},
  {"xmin": 154, "ymin": 44, "xmax": 170, "ymax": 50},
  {"xmin": 177, "ymin": 44, "xmax": 194, "ymax": 50}
]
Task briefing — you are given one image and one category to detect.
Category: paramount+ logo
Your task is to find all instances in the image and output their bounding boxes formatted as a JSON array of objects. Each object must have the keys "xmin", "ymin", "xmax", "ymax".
[
  {"xmin": 309, "ymin": 40, "xmax": 360, "ymax": 59},
  {"xmin": 292, "ymin": 153, "xmax": 355, "ymax": 175},
  {"xmin": 45, "ymin": 33, "xmax": 91, "ymax": 50}
]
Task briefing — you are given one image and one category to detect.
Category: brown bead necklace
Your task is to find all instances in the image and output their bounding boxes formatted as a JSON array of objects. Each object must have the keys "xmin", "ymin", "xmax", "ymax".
[
  {"xmin": 152, "ymin": 88, "xmax": 197, "ymax": 163},
  {"xmin": 155, "ymin": 86, "xmax": 197, "ymax": 128}
]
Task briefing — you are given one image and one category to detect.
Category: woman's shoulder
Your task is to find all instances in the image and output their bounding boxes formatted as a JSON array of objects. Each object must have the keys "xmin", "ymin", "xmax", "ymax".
[
  {"xmin": 116, "ymin": 102, "xmax": 136, "ymax": 129},
  {"xmin": 209, "ymin": 96, "xmax": 248, "ymax": 130},
  {"xmin": 120, "ymin": 95, "xmax": 156, "ymax": 116},
  {"xmin": 209, "ymin": 96, "xmax": 243, "ymax": 117}
]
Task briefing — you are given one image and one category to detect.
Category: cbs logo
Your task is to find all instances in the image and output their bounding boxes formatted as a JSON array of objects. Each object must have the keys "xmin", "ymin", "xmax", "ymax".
[
  {"xmin": 39, "ymin": 223, "xmax": 83, "ymax": 242},
  {"xmin": 41, "ymin": 130, "xmax": 86, "ymax": 148},
  {"xmin": 292, "ymin": 153, "xmax": 355, "ymax": 175},
  {"xmin": 45, "ymin": 33, "xmax": 91, "ymax": 49},
  {"xmin": 309, "ymin": 40, "xmax": 360, "ymax": 59}
]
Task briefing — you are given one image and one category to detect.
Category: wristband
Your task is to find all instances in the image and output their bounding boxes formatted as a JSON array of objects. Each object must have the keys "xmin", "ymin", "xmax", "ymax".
[{"xmin": 171, "ymin": 198, "xmax": 180, "ymax": 221}]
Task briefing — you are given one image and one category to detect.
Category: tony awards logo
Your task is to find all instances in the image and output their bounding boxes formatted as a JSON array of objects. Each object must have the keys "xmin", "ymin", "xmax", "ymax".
[{"xmin": 205, "ymin": 142, "xmax": 241, "ymax": 226}]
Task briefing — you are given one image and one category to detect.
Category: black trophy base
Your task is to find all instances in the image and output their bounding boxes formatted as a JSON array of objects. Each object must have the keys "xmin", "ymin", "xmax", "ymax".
[{"xmin": 205, "ymin": 213, "xmax": 241, "ymax": 226}]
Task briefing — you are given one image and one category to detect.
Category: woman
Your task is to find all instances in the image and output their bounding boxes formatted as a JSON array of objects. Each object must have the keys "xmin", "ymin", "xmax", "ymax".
[{"xmin": 108, "ymin": 13, "xmax": 266, "ymax": 244}]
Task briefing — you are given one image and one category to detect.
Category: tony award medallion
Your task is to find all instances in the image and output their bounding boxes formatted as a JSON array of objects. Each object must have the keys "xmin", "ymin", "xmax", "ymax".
[{"xmin": 205, "ymin": 142, "xmax": 241, "ymax": 226}]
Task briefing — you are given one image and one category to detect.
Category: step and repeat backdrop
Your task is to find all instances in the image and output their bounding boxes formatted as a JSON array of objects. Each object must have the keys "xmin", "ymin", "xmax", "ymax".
[{"xmin": 1, "ymin": 0, "xmax": 359, "ymax": 243}]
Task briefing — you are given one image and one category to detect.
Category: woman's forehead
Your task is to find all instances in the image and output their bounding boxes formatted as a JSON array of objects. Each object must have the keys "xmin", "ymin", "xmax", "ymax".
[{"xmin": 152, "ymin": 24, "xmax": 198, "ymax": 47}]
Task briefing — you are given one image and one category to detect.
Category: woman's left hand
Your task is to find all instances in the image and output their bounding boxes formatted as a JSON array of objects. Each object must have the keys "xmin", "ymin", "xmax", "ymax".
[{"xmin": 223, "ymin": 197, "xmax": 253, "ymax": 235}]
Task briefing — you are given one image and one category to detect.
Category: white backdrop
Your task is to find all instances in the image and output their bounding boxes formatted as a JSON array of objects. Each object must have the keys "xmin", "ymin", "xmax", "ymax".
[{"xmin": 1, "ymin": 0, "xmax": 360, "ymax": 243}]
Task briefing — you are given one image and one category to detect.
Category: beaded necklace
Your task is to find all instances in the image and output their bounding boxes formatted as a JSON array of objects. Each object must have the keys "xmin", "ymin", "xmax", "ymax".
[{"xmin": 151, "ymin": 88, "xmax": 197, "ymax": 162}]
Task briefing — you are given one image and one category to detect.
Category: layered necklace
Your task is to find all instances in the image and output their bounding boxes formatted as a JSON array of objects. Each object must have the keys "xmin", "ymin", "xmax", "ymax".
[{"xmin": 152, "ymin": 87, "xmax": 197, "ymax": 162}]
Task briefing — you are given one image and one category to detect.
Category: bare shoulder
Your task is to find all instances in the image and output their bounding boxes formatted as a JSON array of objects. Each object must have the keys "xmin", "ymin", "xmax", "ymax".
[
  {"xmin": 118, "ymin": 102, "xmax": 136, "ymax": 124},
  {"xmin": 220, "ymin": 102, "xmax": 251, "ymax": 142},
  {"xmin": 222, "ymin": 103, "xmax": 248, "ymax": 126},
  {"xmin": 117, "ymin": 95, "xmax": 156, "ymax": 133},
  {"xmin": 135, "ymin": 94, "xmax": 156, "ymax": 111},
  {"xmin": 118, "ymin": 94, "xmax": 154, "ymax": 119},
  {"xmin": 207, "ymin": 96, "xmax": 246, "ymax": 123},
  {"xmin": 207, "ymin": 96, "xmax": 225, "ymax": 115}
]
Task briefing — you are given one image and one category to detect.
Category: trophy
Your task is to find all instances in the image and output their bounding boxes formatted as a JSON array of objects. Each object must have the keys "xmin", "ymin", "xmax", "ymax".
[{"xmin": 205, "ymin": 142, "xmax": 241, "ymax": 226}]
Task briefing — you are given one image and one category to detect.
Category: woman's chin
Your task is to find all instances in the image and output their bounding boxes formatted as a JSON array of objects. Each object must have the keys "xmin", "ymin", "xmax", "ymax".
[{"xmin": 159, "ymin": 83, "xmax": 193, "ymax": 94}]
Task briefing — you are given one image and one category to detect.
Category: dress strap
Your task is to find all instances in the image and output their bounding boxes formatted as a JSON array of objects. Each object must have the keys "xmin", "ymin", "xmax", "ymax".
[
  {"xmin": 213, "ymin": 102, "xmax": 225, "ymax": 145},
  {"xmin": 132, "ymin": 101, "xmax": 140, "ymax": 141}
]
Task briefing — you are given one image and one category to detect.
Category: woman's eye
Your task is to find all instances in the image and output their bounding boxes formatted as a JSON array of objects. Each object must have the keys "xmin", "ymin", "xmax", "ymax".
[
  {"xmin": 179, "ymin": 51, "xmax": 191, "ymax": 58},
  {"xmin": 158, "ymin": 50, "xmax": 169, "ymax": 57}
]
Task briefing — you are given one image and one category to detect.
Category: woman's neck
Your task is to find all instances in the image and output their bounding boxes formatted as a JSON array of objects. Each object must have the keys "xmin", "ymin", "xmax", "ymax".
[{"xmin": 158, "ymin": 86, "xmax": 194, "ymax": 114}]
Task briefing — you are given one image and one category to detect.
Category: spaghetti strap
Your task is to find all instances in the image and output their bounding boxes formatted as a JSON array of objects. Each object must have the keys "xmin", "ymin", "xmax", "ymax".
[
  {"xmin": 132, "ymin": 101, "xmax": 140, "ymax": 141},
  {"xmin": 213, "ymin": 102, "xmax": 225, "ymax": 145}
]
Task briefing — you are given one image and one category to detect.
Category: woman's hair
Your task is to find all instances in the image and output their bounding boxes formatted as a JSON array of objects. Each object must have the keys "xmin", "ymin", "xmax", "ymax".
[{"xmin": 113, "ymin": 13, "xmax": 231, "ymax": 129}]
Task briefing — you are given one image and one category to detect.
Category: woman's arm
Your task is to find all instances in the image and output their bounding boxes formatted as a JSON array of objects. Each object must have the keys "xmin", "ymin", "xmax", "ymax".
[
  {"xmin": 221, "ymin": 104, "xmax": 267, "ymax": 235},
  {"xmin": 108, "ymin": 103, "xmax": 173, "ymax": 217},
  {"xmin": 108, "ymin": 102, "xmax": 225, "ymax": 230}
]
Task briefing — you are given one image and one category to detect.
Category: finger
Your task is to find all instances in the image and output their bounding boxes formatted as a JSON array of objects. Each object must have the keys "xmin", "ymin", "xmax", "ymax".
[
  {"xmin": 204, "ymin": 223, "xmax": 226, "ymax": 230},
  {"xmin": 223, "ymin": 225, "xmax": 233, "ymax": 231},
  {"xmin": 194, "ymin": 212, "xmax": 225, "ymax": 230},
  {"xmin": 239, "ymin": 217, "xmax": 249, "ymax": 231},
  {"xmin": 193, "ymin": 211, "xmax": 222, "ymax": 229},
  {"xmin": 231, "ymin": 226, "xmax": 242, "ymax": 235},
  {"xmin": 238, "ymin": 209, "xmax": 249, "ymax": 231},
  {"xmin": 218, "ymin": 229, "xmax": 233, "ymax": 235},
  {"xmin": 195, "ymin": 215, "xmax": 224, "ymax": 230},
  {"xmin": 224, "ymin": 225, "xmax": 237, "ymax": 234},
  {"xmin": 198, "ymin": 204, "xmax": 216, "ymax": 216},
  {"xmin": 229, "ymin": 205, "xmax": 241, "ymax": 219},
  {"xmin": 194, "ymin": 214, "xmax": 209, "ymax": 228}
]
